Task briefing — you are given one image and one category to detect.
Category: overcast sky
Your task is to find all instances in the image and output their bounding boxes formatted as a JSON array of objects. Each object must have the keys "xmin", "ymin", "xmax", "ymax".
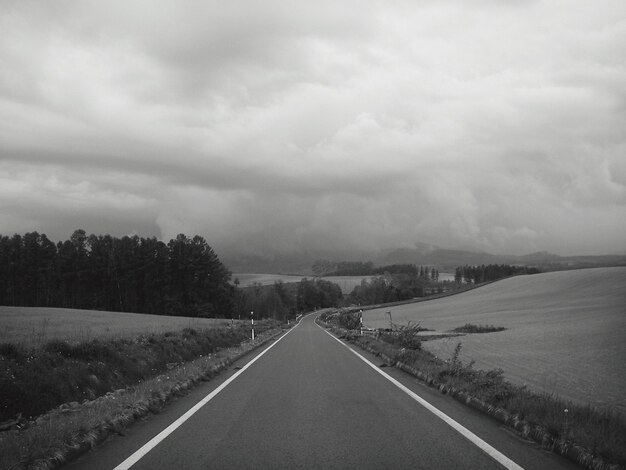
[{"xmin": 1, "ymin": 0, "xmax": 625, "ymax": 257}]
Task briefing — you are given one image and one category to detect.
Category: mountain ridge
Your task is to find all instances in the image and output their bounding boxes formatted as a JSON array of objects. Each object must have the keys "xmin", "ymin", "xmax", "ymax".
[{"xmin": 220, "ymin": 242, "xmax": 626, "ymax": 274}]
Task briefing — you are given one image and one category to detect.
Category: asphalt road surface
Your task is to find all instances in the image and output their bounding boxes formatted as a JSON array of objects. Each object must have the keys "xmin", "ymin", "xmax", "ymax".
[{"xmin": 65, "ymin": 314, "xmax": 581, "ymax": 470}]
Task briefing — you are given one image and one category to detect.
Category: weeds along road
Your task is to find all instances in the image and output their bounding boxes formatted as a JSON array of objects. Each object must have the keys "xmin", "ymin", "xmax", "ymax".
[{"xmin": 65, "ymin": 314, "xmax": 580, "ymax": 470}]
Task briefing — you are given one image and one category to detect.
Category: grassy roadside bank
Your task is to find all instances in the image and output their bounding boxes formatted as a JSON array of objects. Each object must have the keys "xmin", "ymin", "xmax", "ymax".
[
  {"xmin": 0, "ymin": 321, "xmax": 287, "ymax": 470},
  {"xmin": 317, "ymin": 313, "xmax": 625, "ymax": 470}
]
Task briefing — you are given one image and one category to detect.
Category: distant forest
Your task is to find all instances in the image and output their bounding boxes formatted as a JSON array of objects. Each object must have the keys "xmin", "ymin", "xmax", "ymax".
[
  {"xmin": 315, "ymin": 260, "xmax": 540, "ymax": 306},
  {"xmin": 313, "ymin": 260, "xmax": 440, "ymax": 279},
  {"xmin": 454, "ymin": 264, "xmax": 539, "ymax": 284},
  {"xmin": 0, "ymin": 230, "xmax": 345, "ymax": 320},
  {"xmin": 0, "ymin": 230, "xmax": 233, "ymax": 317},
  {"xmin": 0, "ymin": 230, "xmax": 541, "ymax": 320},
  {"xmin": 234, "ymin": 278, "xmax": 342, "ymax": 321}
]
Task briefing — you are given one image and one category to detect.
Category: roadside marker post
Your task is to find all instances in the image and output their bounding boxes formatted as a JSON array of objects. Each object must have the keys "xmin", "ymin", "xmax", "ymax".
[
  {"xmin": 359, "ymin": 309, "xmax": 363, "ymax": 336},
  {"xmin": 251, "ymin": 310, "xmax": 254, "ymax": 340}
]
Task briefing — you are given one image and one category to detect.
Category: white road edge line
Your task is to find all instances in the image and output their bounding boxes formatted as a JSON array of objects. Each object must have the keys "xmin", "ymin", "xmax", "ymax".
[
  {"xmin": 113, "ymin": 320, "xmax": 302, "ymax": 470},
  {"xmin": 318, "ymin": 323, "xmax": 525, "ymax": 470}
]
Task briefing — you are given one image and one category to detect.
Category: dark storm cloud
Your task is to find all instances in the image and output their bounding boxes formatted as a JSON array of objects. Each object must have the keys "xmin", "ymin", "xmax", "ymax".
[{"xmin": 1, "ymin": 0, "xmax": 625, "ymax": 255}]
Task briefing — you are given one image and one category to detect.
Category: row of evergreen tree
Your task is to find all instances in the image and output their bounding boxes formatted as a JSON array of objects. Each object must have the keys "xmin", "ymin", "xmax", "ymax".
[
  {"xmin": 0, "ymin": 230, "xmax": 233, "ymax": 317},
  {"xmin": 454, "ymin": 264, "xmax": 540, "ymax": 284},
  {"xmin": 1, "ymin": 230, "xmax": 541, "ymax": 319}
]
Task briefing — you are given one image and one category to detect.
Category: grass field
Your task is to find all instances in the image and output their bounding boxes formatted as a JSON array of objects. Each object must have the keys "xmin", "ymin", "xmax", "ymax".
[
  {"xmin": 0, "ymin": 306, "xmax": 234, "ymax": 347},
  {"xmin": 363, "ymin": 267, "xmax": 626, "ymax": 414}
]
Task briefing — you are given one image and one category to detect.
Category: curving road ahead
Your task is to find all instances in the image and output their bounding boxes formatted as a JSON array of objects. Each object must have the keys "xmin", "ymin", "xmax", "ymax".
[{"xmin": 66, "ymin": 314, "xmax": 580, "ymax": 470}]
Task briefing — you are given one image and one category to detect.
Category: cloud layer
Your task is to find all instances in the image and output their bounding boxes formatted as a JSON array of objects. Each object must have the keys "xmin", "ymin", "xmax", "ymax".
[{"xmin": 1, "ymin": 0, "xmax": 625, "ymax": 256}]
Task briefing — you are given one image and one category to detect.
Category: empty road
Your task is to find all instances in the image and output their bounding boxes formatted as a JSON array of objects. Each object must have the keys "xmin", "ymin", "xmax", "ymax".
[{"xmin": 66, "ymin": 314, "xmax": 580, "ymax": 469}]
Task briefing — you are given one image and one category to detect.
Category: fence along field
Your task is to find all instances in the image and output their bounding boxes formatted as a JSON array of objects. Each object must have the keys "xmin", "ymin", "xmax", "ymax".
[{"xmin": 363, "ymin": 266, "xmax": 626, "ymax": 414}]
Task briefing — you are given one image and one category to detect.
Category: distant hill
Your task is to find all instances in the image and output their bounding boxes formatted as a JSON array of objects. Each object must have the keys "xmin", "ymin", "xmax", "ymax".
[
  {"xmin": 220, "ymin": 241, "xmax": 626, "ymax": 274},
  {"xmin": 374, "ymin": 245, "xmax": 502, "ymax": 269},
  {"xmin": 375, "ymin": 245, "xmax": 626, "ymax": 271}
]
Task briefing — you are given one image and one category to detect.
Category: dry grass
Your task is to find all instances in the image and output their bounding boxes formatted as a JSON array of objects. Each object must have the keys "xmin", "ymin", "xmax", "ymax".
[
  {"xmin": 0, "ymin": 328, "xmax": 283, "ymax": 470},
  {"xmin": 0, "ymin": 321, "xmax": 277, "ymax": 421}
]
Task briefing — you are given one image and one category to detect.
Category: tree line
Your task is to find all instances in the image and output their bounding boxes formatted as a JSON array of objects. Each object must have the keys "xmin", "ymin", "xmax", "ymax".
[
  {"xmin": 1, "ymin": 230, "xmax": 541, "ymax": 320},
  {"xmin": 312, "ymin": 260, "xmax": 439, "ymax": 280},
  {"xmin": 454, "ymin": 264, "xmax": 540, "ymax": 284},
  {"xmin": 0, "ymin": 230, "xmax": 233, "ymax": 317},
  {"xmin": 346, "ymin": 272, "xmax": 453, "ymax": 305},
  {"xmin": 233, "ymin": 278, "xmax": 343, "ymax": 321},
  {"xmin": 0, "ymin": 230, "xmax": 346, "ymax": 320}
]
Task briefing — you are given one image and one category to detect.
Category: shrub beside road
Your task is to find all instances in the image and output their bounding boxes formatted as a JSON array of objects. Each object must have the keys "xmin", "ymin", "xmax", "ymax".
[{"xmin": 0, "ymin": 320, "xmax": 286, "ymax": 470}]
